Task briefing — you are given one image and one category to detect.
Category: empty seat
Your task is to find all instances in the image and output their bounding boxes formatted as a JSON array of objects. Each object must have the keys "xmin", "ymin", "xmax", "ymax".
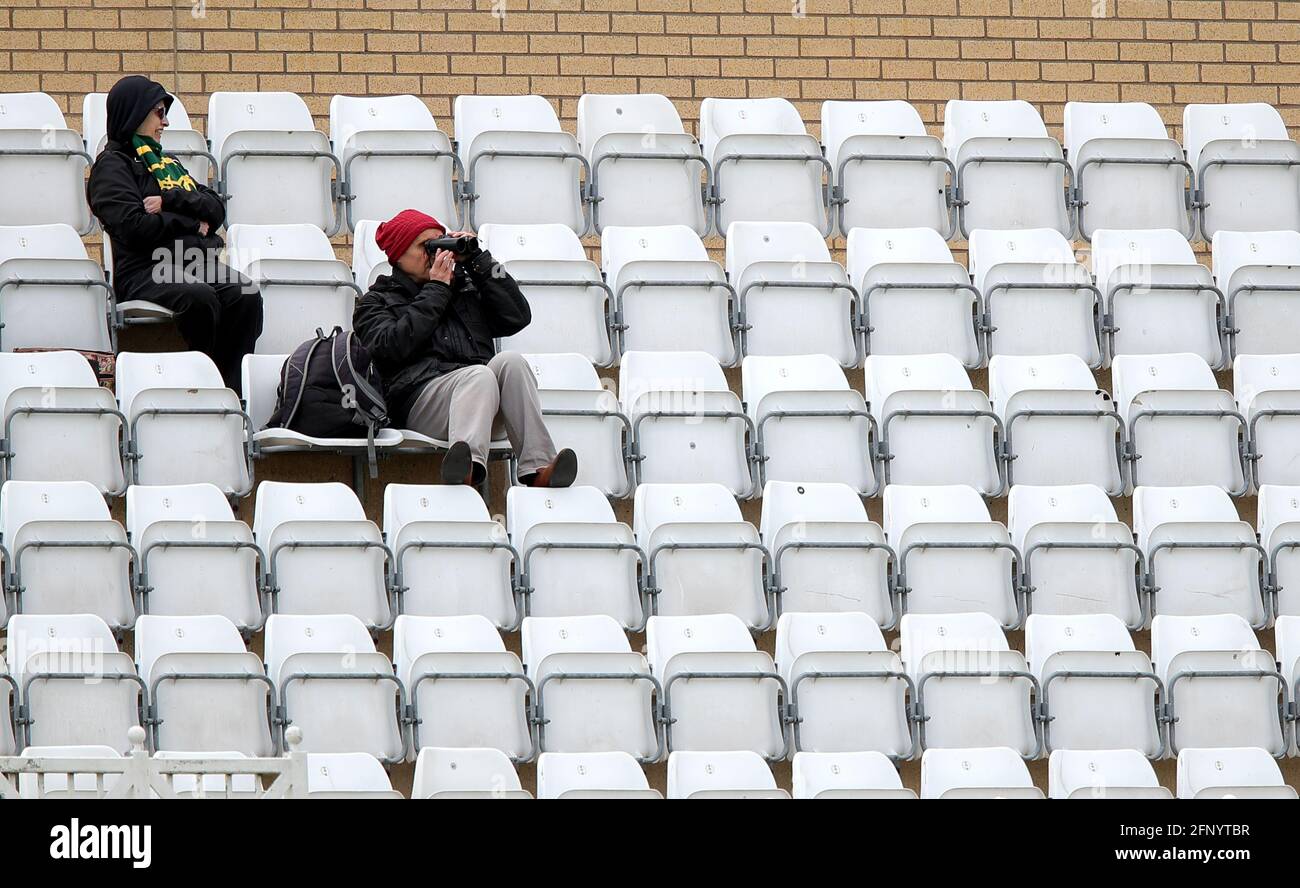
[
  {"xmin": 523, "ymin": 353, "xmax": 631, "ymax": 497},
  {"xmin": 0, "ymin": 93, "xmax": 94, "ymax": 233},
  {"xmin": 0, "ymin": 654, "xmax": 14, "ymax": 756},
  {"xmin": 350, "ymin": 218, "xmax": 389, "ymax": 289},
  {"xmin": 536, "ymin": 751, "xmax": 660, "ymax": 799},
  {"xmin": 791, "ymin": 750, "xmax": 916, "ymax": 799},
  {"xmin": 725, "ymin": 221, "xmax": 860, "ymax": 367},
  {"xmin": 578, "ymin": 94, "xmax": 708, "ymax": 235},
  {"xmin": 116, "ymin": 351, "xmax": 252, "ymax": 495},
  {"xmin": 253, "ymin": 481, "xmax": 392, "ymax": 629},
  {"xmin": 1272, "ymin": 616, "xmax": 1300, "ymax": 752},
  {"xmin": 1008, "ymin": 484, "xmax": 1143, "ymax": 626},
  {"xmin": 306, "ymin": 753, "xmax": 403, "ymax": 799},
  {"xmin": 329, "ymin": 94, "xmax": 459, "ymax": 234},
  {"xmin": 968, "ymin": 228, "xmax": 1101, "ymax": 366},
  {"xmin": 0, "ymin": 351, "xmax": 124, "ymax": 493},
  {"xmin": 6, "ymin": 614, "xmax": 143, "ymax": 752},
  {"xmin": 901, "ymin": 612, "xmax": 1039, "ymax": 757},
  {"xmin": 760, "ymin": 480, "xmax": 893, "ymax": 625},
  {"xmin": 944, "ymin": 99, "xmax": 1071, "ymax": 238},
  {"xmin": 0, "ymin": 223, "xmax": 114, "ymax": 352},
  {"xmin": 647, "ymin": 614, "xmax": 787, "ymax": 759},
  {"xmin": 920, "ymin": 747, "xmax": 1043, "ymax": 799},
  {"xmin": 701, "ymin": 97, "xmax": 830, "ymax": 234},
  {"xmin": 207, "ymin": 91, "xmax": 340, "ymax": 232},
  {"xmin": 1064, "ymin": 102, "xmax": 1193, "ymax": 239},
  {"xmin": 1259, "ymin": 485, "xmax": 1300, "ymax": 616},
  {"xmin": 83, "ymin": 91, "xmax": 212, "ymax": 184},
  {"xmin": 1213, "ymin": 230, "xmax": 1300, "ymax": 358},
  {"xmin": 775, "ymin": 612, "xmax": 912, "ymax": 758},
  {"xmin": 127, "ymin": 483, "xmax": 262, "ymax": 630},
  {"xmin": 1026, "ymin": 613, "xmax": 1162, "ymax": 757},
  {"xmin": 601, "ymin": 225, "xmax": 737, "ymax": 365},
  {"xmin": 1112, "ymin": 353, "xmax": 1247, "ymax": 494},
  {"xmin": 394, "ymin": 614, "xmax": 532, "ymax": 761},
  {"xmin": 411, "ymin": 747, "xmax": 531, "ymax": 799},
  {"xmin": 884, "ymin": 485, "xmax": 1020, "ymax": 628},
  {"xmin": 620, "ymin": 351, "xmax": 756, "ymax": 496},
  {"xmin": 822, "ymin": 100, "xmax": 952, "ymax": 237},
  {"xmin": 508, "ymin": 486, "xmax": 642, "ymax": 628},
  {"xmin": 742, "ymin": 354, "xmax": 876, "ymax": 494},
  {"xmin": 1048, "ymin": 749, "xmax": 1170, "ymax": 799},
  {"xmin": 865, "ymin": 354, "xmax": 1003, "ymax": 494},
  {"xmin": 635, "ymin": 483, "xmax": 770, "ymax": 629},
  {"xmin": 1184, "ymin": 103, "xmax": 1300, "ymax": 238},
  {"xmin": 0, "ymin": 480, "xmax": 135, "ymax": 629},
  {"xmin": 225, "ymin": 223, "xmax": 362, "ymax": 355},
  {"xmin": 666, "ymin": 750, "xmax": 788, "ymax": 799},
  {"xmin": 135, "ymin": 614, "xmax": 274, "ymax": 756},
  {"xmin": 11, "ymin": 745, "xmax": 123, "ymax": 799},
  {"xmin": 1152, "ymin": 614, "xmax": 1286, "ymax": 755},
  {"xmin": 1235, "ymin": 354, "xmax": 1300, "ymax": 488},
  {"xmin": 846, "ymin": 227, "xmax": 981, "ymax": 367},
  {"xmin": 1134, "ymin": 485, "xmax": 1267, "ymax": 626},
  {"xmin": 1176, "ymin": 746, "xmax": 1297, "ymax": 799},
  {"xmin": 989, "ymin": 354, "xmax": 1124, "ymax": 493},
  {"xmin": 264, "ymin": 613, "xmax": 405, "ymax": 762},
  {"xmin": 522, "ymin": 615, "xmax": 660, "ymax": 761},
  {"xmin": 383, "ymin": 484, "xmax": 517, "ymax": 628},
  {"xmin": 477, "ymin": 222, "xmax": 612, "ymax": 365},
  {"xmin": 1091, "ymin": 229, "xmax": 1225, "ymax": 368},
  {"xmin": 455, "ymin": 95, "xmax": 587, "ymax": 233}
]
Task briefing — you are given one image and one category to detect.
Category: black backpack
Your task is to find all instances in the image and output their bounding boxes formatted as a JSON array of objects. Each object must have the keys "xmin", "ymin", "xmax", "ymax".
[{"xmin": 265, "ymin": 327, "xmax": 389, "ymax": 476}]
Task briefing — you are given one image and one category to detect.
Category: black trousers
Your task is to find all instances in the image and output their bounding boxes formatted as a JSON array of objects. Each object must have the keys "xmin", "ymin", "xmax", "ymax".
[{"xmin": 122, "ymin": 257, "xmax": 263, "ymax": 393}]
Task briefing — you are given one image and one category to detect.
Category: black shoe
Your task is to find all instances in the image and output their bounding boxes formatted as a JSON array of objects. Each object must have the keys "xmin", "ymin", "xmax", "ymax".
[
  {"xmin": 525, "ymin": 448, "xmax": 578, "ymax": 489},
  {"xmin": 440, "ymin": 440, "xmax": 473, "ymax": 484}
]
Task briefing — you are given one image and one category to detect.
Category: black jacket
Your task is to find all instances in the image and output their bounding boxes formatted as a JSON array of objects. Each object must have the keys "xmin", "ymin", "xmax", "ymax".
[
  {"xmin": 352, "ymin": 252, "xmax": 531, "ymax": 426},
  {"xmin": 85, "ymin": 76, "xmax": 226, "ymax": 291}
]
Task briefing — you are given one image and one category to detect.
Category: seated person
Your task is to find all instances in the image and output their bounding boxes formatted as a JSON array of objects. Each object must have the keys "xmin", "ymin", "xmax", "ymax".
[
  {"xmin": 353, "ymin": 209, "xmax": 576, "ymax": 487},
  {"xmin": 87, "ymin": 75, "xmax": 262, "ymax": 393}
]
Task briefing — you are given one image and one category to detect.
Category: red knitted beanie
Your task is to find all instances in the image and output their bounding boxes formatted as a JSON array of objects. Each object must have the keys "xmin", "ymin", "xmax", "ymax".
[{"xmin": 375, "ymin": 209, "xmax": 444, "ymax": 263}]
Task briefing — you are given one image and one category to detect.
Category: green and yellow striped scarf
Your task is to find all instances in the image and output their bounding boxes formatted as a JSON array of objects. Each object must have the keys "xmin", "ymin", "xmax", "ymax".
[{"xmin": 131, "ymin": 134, "xmax": 196, "ymax": 192}]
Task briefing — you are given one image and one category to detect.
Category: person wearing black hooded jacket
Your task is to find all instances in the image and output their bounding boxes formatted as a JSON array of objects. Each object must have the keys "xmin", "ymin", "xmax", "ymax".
[{"xmin": 86, "ymin": 75, "xmax": 262, "ymax": 392}]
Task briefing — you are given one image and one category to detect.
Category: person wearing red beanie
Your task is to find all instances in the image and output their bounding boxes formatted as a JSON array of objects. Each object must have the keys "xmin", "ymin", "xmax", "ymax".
[{"xmin": 353, "ymin": 209, "xmax": 577, "ymax": 488}]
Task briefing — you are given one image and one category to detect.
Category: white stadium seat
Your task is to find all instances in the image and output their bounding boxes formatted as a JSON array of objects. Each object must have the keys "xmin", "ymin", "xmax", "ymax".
[
  {"xmin": 822, "ymin": 100, "xmax": 953, "ymax": 237},
  {"xmin": 701, "ymin": 97, "xmax": 830, "ymax": 235},
  {"xmin": 263, "ymin": 613, "xmax": 405, "ymax": 762},
  {"xmin": 0, "ymin": 223, "xmax": 114, "ymax": 352},
  {"xmin": 1133, "ymin": 485, "xmax": 1267, "ymax": 626},
  {"xmin": 14, "ymin": 745, "xmax": 123, "ymax": 799},
  {"xmin": 1064, "ymin": 102, "xmax": 1193, "ymax": 239},
  {"xmin": 455, "ymin": 95, "xmax": 587, "ymax": 233},
  {"xmin": 1258, "ymin": 485, "xmax": 1300, "ymax": 616},
  {"xmin": 741, "ymin": 354, "xmax": 877, "ymax": 494},
  {"xmin": 666, "ymin": 750, "xmax": 788, "ymax": 799},
  {"xmin": 350, "ymin": 219, "xmax": 390, "ymax": 289},
  {"xmin": 920, "ymin": 747, "xmax": 1043, "ymax": 799},
  {"xmin": 578, "ymin": 93, "xmax": 709, "ymax": 235},
  {"xmin": 724, "ymin": 221, "xmax": 860, "ymax": 367},
  {"xmin": 523, "ymin": 353, "xmax": 631, "ymax": 497},
  {"xmin": 600, "ymin": 225, "xmax": 737, "ymax": 365},
  {"xmin": 1272, "ymin": 616, "xmax": 1300, "ymax": 753},
  {"xmin": 647, "ymin": 614, "xmax": 787, "ymax": 759},
  {"xmin": 1090, "ymin": 228, "xmax": 1225, "ymax": 368},
  {"xmin": 507, "ymin": 485, "xmax": 642, "ymax": 628},
  {"xmin": 1212, "ymin": 229, "xmax": 1300, "ymax": 359},
  {"xmin": 1111, "ymin": 353, "xmax": 1247, "ymax": 494},
  {"xmin": 126, "ymin": 483, "xmax": 262, "ymax": 630},
  {"xmin": 329, "ymin": 94, "xmax": 460, "ymax": 234},
  {"xmin": 1048, "ymin": 749, "xmax": 1170, "ymax": 799},
  {"xmin": 944, "ymin": 99, "xmax": 1071, "ymax": 238},
  {"xmin": 1025, "ymin": 613, "xmax": 1163, "ymax": 757},
  {"xmin": 0, "ymin": 654, "xmax": 14, "ymax": 756},
  {"xmin": 1176, "ymin": 746, "xmax": 1296, "ymax": 799},
  {"xmin": 0, "ymin": 93, "xmax": 94, "ymax": 234},
  {"xmin": 521, "ymin": 615, "xmax": 660, "ymax": 761},
  {"xmin": 1234, "ymin": 353, "xmax": 1300, "ymax": 489},
  {"xmin": 1184, "ymin": 102, "xmax": 1300, "ymax": 239},
  {"xmin": 884, "ymin": 485, "xmax": 1020, "ymax": 628},
  {"xmin": 116, "ymin": 351, "xmax": 251, "ymax": 495},
  {"xmin": 864, "ymin": 353, "xmax": 1003, "ymax": 494},
  {"xmin": 846, "ymin": 227, "xmax": 981, "ymax": 367},
  {"xmin": 411, "ymin": 746, "xmax": 531, "ymax": 799},
  {"xmin": 305, "ymin": 753, "xmax": 403, "ymax": 799},
  {"xmin": 207, "ymin": 91, "xmax": 339, "ymax": 232},
  {"xmin": 1151, "ymin": 613, "xmax": 1286, "ymax": 756},
  {"xmin": 791, "ymin": 750, "xmax": 916, "ymax": 799},
  {"xmin": 989, "ymin": 353, "xmax": 1124, "ymax": 494},
  {"xmin": 968, "ymin": 228, "xmax": 1101, "ymax": 366},
  {"xmin": 0, "ymin": 351, "xmax": 124, "ymax": 494},
  {"xmin": 394, "ymin": 614, "xmax": 532, "ymax": 761},
  {"xmin": 83, "ymin": 91, "xmax": 212, "ymax": 185},
  {"xmin": 536, "ymin": 751, "xmax": 660, "ymax": 799}
]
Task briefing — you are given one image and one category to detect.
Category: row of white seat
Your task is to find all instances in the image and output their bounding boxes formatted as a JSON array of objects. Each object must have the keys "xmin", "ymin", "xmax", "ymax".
[
  {"xmin": 1, "ymin": 608, "xmax": 1295, "ymax": 765},
  {"xmin": 5, "ymin": 91, "xmax": 1297, "ymax": 240}
]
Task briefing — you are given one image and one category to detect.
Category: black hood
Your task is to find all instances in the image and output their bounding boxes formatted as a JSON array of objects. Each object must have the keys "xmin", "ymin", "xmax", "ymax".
[{"xmin": 106, "ymin": 75, "xmax": 173, "ymax": 145}]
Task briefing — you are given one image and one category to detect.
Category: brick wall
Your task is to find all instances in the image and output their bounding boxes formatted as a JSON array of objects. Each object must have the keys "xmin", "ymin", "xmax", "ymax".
[{"xmin": 3, "ymin": 0, "xmax": 1299, "ymax": 143}]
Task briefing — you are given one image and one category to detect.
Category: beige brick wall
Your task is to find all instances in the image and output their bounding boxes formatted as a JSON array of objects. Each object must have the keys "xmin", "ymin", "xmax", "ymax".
[{"xmin": 4, "ymin": 0, "xmax": 1299, "ymax": 142}]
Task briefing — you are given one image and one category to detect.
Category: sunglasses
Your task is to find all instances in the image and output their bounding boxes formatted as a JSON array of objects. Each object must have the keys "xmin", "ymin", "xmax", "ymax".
[{"xmin": 150, "ymin": 104, "xmax": 168, "ymax": 119}]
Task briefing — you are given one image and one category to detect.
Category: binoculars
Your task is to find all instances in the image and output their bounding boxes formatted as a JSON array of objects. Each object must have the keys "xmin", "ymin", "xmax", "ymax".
[{"xmin": 423, "ymin": 235, "xmax": 480, "ymax": 257}]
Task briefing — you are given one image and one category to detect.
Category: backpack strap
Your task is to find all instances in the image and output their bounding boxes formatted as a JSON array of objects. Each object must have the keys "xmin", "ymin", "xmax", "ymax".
[{"xmin": 327, "ymin": 327, "xmax": 381, "ymax": 478}]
